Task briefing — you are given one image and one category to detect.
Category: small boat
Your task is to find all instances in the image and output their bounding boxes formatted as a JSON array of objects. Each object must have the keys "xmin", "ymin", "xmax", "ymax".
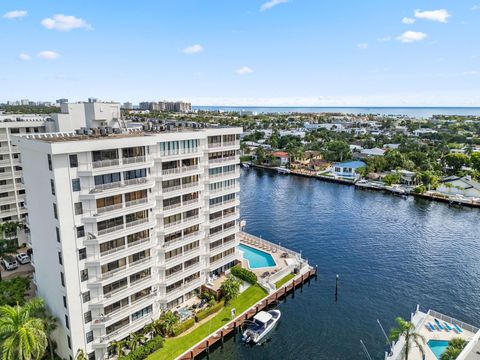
[
  {"xmin": 242, "ymin": 163, "xmax": 251, "ymax": 169},
  {"xmin": 242, "ymin": 310, "xmax": 281, "ymax": 344},
  {"xmin": 275, "ymin": 167, "xmax": 290, "ymax": 174}
]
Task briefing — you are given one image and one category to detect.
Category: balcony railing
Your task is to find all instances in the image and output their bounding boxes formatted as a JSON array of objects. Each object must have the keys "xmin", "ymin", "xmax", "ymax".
[
  {"xmin": 122, "ymin": 155, "xmax": 147, "ymax": 165},
  {"xmin": 161, "ymin": 165, "xmax": 200, "ymax": 176},
  {"xmin": 97, "ymin": 224, "xmax": 124, "ymax": 236},
  {"xmin": 92, "ymin": 159, "xmax": 120, "ymax": 169},
  {"xmin": 126, "ymin": 218, "xmax": 149, "ymax": 228},
  {"xmin": 208, "ymin": 156, "xmax": 238, "ymax": 164},
  {"xmin": 125, "ymin": 197, "xmax": 148, "ymax": 208},
  {"xmin": 159, "ymin": 148, "xmax": 200, "ymax": 157},
  {"xmin": 97, "ymin": 203, "xmax": 123, "ymax": 215},
  {"xmin": 89, "ymin": 178, "xmax": 151, "ymax": 194}
]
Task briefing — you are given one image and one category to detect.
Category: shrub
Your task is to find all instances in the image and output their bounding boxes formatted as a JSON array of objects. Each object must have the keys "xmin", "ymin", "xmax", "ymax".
[
  {"xmin": 0, "ymin": 277, "xmax": 31, "ymax": 306},
  {"xmin": 170, "ymin": 318, "xmax": 195, "ymax": 336},
  {"xmin": 195, "ymin": 301, "xmax": 224, "ymax": 322},
  {"xmin": 414, "ymin": 185, "xmax": 426, "ymax": 194},
  {"xmin": 122, "ymin": 336, "xmax": 164, "ymax": 360},
  {"xmin": 231, "ymin": 265, "xmax": 257, "ymax": 284}
]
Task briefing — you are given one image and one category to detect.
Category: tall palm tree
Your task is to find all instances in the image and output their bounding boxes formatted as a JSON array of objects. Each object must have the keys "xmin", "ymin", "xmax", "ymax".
[
  {"xmin": 159, "ymin": 311, "xmax": 178, "ymax": 337},
  {"xmin": 0, "ymin": 298, "xmax": 48, "ymax": 360},
  {"xmin": 42, "ymin": 314, "xmax": 58, "ymax": 360},
  {"xmin": 389, "ymin": 317, "xmax": 426, "ymax": 360},
  {"xmin": 110, "ymin": 339, "xmax": 126, "ymax": 359},
  {"xmin": 127, "ymin": 332, "xmax": 145, "ymax": 351}
]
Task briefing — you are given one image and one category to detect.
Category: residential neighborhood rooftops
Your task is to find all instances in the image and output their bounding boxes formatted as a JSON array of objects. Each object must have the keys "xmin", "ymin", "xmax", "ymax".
[
  {"xmin": 272, "ymin": 151, "xmax": 289, "ymax": 158},
  {"xmin": 360, "ymin": 147, "xmax": 386, "ymax": 156}
]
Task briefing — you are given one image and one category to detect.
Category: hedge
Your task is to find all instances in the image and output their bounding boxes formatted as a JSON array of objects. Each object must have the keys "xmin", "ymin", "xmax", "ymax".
[
  {"xmin": 122, "ymin": 336, "xmax": 164, "ymax": 360},
  {"xmin": 231, "ymin": 265, "xmax": 257, "ymax": 284},
  {"xmin": 195, "ymin": 301, "xmax": 224, "ymax": 322},
  {"xmin": 171, "ymin": 318, "xmax": 195, "ymax": 337}
]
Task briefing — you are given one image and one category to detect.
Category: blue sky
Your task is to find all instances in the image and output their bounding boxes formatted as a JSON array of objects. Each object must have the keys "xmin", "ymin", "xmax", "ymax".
[{"xmin": 1, "ymin": 0, "xmax": 480, "ymax": 106}]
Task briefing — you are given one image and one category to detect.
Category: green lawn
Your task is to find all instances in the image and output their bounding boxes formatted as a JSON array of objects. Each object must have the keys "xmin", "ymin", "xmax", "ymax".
[
  {"xmin": 148, "ymin": 284, "xmax": 268, "ymax": 360},
  {"xmin": 275, "ymin": 273, "xmax": 295, "ymax": 289}
]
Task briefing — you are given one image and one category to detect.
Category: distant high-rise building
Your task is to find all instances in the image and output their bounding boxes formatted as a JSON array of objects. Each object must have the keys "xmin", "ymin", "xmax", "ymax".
[
  {"xmin": 138, "ymin": 100, "xmax": 192, "ymax": 113},
  {"xmin": 122, "ymin": 102, "xmax": 133, "ymax": 110},
  {"xmin": 20, "ymin": 99, "xmax": 29, "ymax": 106},
  {"xmin": 56, "ymin": 98, "xmax": 69, "ymax": 104}
]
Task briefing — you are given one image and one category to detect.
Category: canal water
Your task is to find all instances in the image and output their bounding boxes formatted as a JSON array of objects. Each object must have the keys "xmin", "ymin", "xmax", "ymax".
[{"xmin": 207, "ymin": 168, "xmax": 480, "ymax": 360}]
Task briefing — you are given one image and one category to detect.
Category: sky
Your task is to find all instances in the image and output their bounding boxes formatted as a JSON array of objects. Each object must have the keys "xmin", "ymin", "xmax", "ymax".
[{"xmin": 1, "ymin": 0, "xmax": 480, "ymax": 106}]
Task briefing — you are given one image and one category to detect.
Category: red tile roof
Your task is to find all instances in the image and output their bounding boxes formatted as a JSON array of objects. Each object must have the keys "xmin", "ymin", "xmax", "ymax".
[{"xmin": 272, "ymin": 151, "xmax": 289, "ymax": 158}]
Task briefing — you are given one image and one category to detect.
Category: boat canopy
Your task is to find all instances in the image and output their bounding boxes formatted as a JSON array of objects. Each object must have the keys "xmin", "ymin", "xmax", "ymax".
[{"xmin": 253, "ymin": 311, "xmax": 273, "ymax": 324}]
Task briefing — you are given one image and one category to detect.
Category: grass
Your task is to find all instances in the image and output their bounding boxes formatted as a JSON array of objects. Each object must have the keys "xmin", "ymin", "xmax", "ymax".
[
  {"xmin": 148, "ymin": 284, "xmax": 268, "ymax": 360},
  {"xmin": 275, "ymin": 273, "xmax": 295, "ymax": 289}
]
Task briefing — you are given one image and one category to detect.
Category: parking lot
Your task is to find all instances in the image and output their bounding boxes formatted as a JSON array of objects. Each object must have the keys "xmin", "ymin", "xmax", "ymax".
[{"xmin": 1, "ymin": 248, "xmax": 34, "ymax": 280}]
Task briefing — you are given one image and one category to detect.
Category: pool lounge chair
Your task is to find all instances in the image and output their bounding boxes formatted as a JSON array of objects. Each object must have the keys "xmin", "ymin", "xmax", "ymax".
[
  {"xmin": 426, "ymin": 323, "xmax": 436, "ymax": 331},
  {"xmin": 434, "ymin": 319, "xmax": 444, "ymax": 330},
  {"xmin": 453, "ymin": 324, "xmax": 463, "ymax": 333},
  {"xmin": 443, "ymin": 322, "xmax": 453, "ymax": 331}
]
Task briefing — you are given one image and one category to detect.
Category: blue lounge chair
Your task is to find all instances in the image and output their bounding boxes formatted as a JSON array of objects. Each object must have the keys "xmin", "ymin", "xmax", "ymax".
[
  {"xmin": 453, "ymin": 324, "xmax": 463, "ymax": 333},
  {"xmin": 428, "ymin": 322, "xmax": 438, "ymax": 331},
  {"xmin": 444, "ymin": 322, "xmax": 453, "ymax": 331},
  {"xmin": 434, "ymin": 319, "xmax": 444, "ymax": 330}
]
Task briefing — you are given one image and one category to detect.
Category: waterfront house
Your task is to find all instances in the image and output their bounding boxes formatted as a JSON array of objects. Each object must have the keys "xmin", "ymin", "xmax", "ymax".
[
  {"xmin": 436, "ymin": 176, "xmax": 480, "ymax": 198},
  {"xmin": 332, "ymin": 160, "xmax": 366, "ymax": 180},
  {"xmin": 397, "ymin": 169, "xmax": 417, "ymax": 186},
  {"xmin": 272, "ymin": 151, "xmax": 290, "ymax": 165}
]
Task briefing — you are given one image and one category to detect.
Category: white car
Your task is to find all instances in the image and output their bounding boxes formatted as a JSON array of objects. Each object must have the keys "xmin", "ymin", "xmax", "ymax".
[
  {"xmin": 16, "ymin": 253, "xmax": 31, "ymax": 265},
  {"xmin": 2, "ymin": 257, "xmax": 18, "ymax": 270}
]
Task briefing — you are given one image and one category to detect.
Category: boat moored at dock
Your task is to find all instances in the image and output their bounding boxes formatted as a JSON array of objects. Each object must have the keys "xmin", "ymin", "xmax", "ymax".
[{"xmin": 242, "ymin": 310, "xmax": 281, "ymax": 344}]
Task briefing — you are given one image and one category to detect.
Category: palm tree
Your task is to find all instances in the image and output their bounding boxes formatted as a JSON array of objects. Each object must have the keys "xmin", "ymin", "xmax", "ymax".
[
  {"xmin": 127, "ymin": 332, "xmax": 145, "ymax": 351},
  {"xmin": 159, "ymin": 311, "xmax": 178, "ymax": 337},
  {"xmin": 441, "ymin": 338, "xmax": 466, "ymax": 360},
  {"xmin": 389, "ymin": 317, "xmax": 426, "ymax": 360},
  {"xmin": 0, "ymin": 239, "xmax": 17, "ymax": 281},
  {"xmin": 75, "ymin": 349, "xmax": 87, "ymax": 360},
  {"xmin": 110, "ymin": 339, "xmax": 126, "ymax": 358},
  {"xmin": 42, "ymin": 313, "xmax": 58, "ymax": 360},
  {"xmin": 0, "ymin": 298, "xmax": 48, "ymax": 360},
  {"xmin": 219, "ymin": 275, "xmax": 241, "ymax": 305}
]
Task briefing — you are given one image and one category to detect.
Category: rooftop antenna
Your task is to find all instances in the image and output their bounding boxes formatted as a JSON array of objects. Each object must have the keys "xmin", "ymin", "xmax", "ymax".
[{"xmin": 360, "ymin": 340, "xmax": 373, "ymax": 360}]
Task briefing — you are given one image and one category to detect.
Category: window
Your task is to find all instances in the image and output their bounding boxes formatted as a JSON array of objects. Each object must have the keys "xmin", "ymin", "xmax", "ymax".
[
  {"xmin": 58, "ymin": 251, "xmax": 63, "ymax": 265},
  {"xmin": 63, "ymin": 296, "xmax": 67, "ymax": 308},
  {"xmin": 88, "ymin": 352, "xmax": 95, "ymax": 360},
  {"xmin": 84, "ymin": 311, "xmax": 92, "ymax": 324},
  {"xmin": 60, "ymin": 272, "xmax": 65, "ymax": 287},
  {"xmin": 53, "ymin": 203, "xmax": 58, "ymax": 219},
  {"xmin": 76, "ymin": 226, "xmax": 85, "ymax": 238},
  {"xmin": 86, "ymin": 330, "xmax": 94, "ymax": 344},
  {"xmin": 65, "ymin": 315, "xmax": 69, "ymax": 329},
  {"xmin": 79, "ymin": 248, "xmax": 87, "ymax": 260},
  {"xmin": 80, "ymin": 269, "xmax": 88, "ymax": 282},
  {"xmin": 47, "ymin": 155, "xmax": 52, "ymax": 171},
  {"xmin": 56, "ymin": 227, "xmax": 60, "ymax": 243},
  {"xmin": 131, "ymin": 305, "xmax": 152, "ymax": 321},
  {"xmin": 74, "ymin": 202, "xmax": 83, "ymax": 215},
  {"xmin": 72, "ymin": 178, "xmax": 81, "ymax": 192},
  {"xmin": 67, "ymin": 335, "xmax": 71, "ymax": 350},
  {"xmin": 69, "ymin": 154, "xmax": 78, "ymax": 168},
  {"xmin": 82, "ymin": 291, "xmax": 90, "ymax": 303},
  {"xmin": 50, "ymin": 179, "xmax": 55, "ymax": 195}
]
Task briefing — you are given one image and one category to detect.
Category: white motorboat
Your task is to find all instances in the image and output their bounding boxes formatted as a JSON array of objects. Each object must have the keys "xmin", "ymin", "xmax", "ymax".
[{"xmin": 242, "ymin": 310, "xmax": 281, "ymax": 344}]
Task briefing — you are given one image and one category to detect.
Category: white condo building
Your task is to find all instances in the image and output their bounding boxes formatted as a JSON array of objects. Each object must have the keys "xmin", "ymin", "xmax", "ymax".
[{"xmin": 13, "ymin": 125, "xmax": 241, "ymax": 360}]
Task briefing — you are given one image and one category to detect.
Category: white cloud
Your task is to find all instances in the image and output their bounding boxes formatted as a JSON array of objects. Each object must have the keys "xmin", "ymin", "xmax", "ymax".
[
  {"xmin": 377, "ymin": 36, "xmax": 392, "ymax": 42},
  {"xmin": 3, "ymin": 10, "xmax": 27, "ymax": 19},
  {"xmin": 472, "ymin": 5, "xmax": 480, "ymax": 11},
  {"xmin": 235, "ymin": 66, "xmax": 253, "ymax": 75},
  {"xmin": 357, "ymin": 43, "xmax": 368, "ymax": 49},
  {"xmin": 37, "ymin": 51, "xmax": 60, "ymax": 60},
  {"xmin": 18, "ymin": 53, "xmax": 31, "ymax": 61},
  {"xmin": 396, "ymin": 31, "xmax": 427, "ymax": 43},
  {"xmin": 260, "ymin": 0, "xmax": 288, "ymax": 12},
  {"xmin": 414, "ymin": 9, "xmax": 451, "ymax": 23},
  {"xmin": 181, "ymin": 44, "xmax": 204, "ymax": 54},
  {"xmin": 41, "ymin": 14, "xmax": 92, "ymax": 31},
  {"xmin": 402, "ymin": 17, "xmax": 416, "ymax": 24}
]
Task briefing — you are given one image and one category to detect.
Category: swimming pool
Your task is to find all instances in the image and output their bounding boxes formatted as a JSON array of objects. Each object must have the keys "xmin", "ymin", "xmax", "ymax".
[
  {"xmin": 238, "ymin": 244, "xmax": 276, "ymax": 269},
  {"xmin": 428, "ymin": 339, "xmax": 449, "ymax": 359}
]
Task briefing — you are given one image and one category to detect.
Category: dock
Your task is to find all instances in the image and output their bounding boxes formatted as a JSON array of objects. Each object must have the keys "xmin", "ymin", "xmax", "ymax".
[{"xmin": 176, "ymin": 267, "xmax": 317, "ymax": 360}]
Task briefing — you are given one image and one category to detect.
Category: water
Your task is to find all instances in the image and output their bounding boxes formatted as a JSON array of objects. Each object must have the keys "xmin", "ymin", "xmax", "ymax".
[
  {"xmin": 427, "ymin": 340, "xmax": 449, "ymax": 359},
  {"xmin": 194, "ymin": 106, "xmax": 480, "ymax": 118},
  {"xmin": 207, "ymin": 168, "xmax": 480, "ymax": 360},
  {"xmin": 238, "ymin": 243, "xmax": 276, "ymax": 269}
]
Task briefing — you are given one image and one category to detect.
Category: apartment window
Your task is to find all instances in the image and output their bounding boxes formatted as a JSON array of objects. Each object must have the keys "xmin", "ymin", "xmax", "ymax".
[
  {"xmin": 50, "ymin": 179, "xmax": 55, "ymax": 195},
  {"xmin": 74, "ymin": 202, "xmax": 83, "ymax": 215},
  {"xmin": 67, "ymin": 335, "xmax": 71, "ymax": 350},
  {"xmin": 79, "ymin": 248, "xmax": 87, "ymax": 260},
  {"xmin": 88, "ymin": 352, "xmax": 95, "ymax": 360},
  {"xmin": 72, "ymin": 178, "xmax": 81, "ymax": 192},
  {"xmin": 65, "ymin": 315, "xmax": 69, "ymax": 329},
  {"xmin": 131, "ymin": 305, "xmax": 152, "ymax": 321},
  {"xmin": 84, "ymin": 311, "xmax": 92, "ymax": 324},
  {"xmin": 58, "ymin": 251, "xmax": 63, "ymax": 265},
  {"xmin": 76, "ymin": 226, "xmax": 85, "ymax": 238},
  {"xmin": 53, "ymin": 203, "xmax": 58, "ymax": 219},
  {"xmin": 60, "ymin": 272, "xmax": 65, "ymax": 287},
  {"xmin": 80, "ymin": 269, "xmax": 88, "ymax": 282},
  {"xmin": 63, "ymin": 296, "xmax": 67, "ymax": 308},
  {"xmin": 56, "ymin": 227, "xmax": 61, "ymax": 243},
  {"xmin": 86, "ymin": 330, "xmax": 94, "ymax": 344},
  {"xmin": 47, "ymin": 155, "xmax": 52, "ymax": 171},
  {"xmin": 69, "ymin": 154, "xmax": 78, "ymax": 168},
  {"xmin": 82, "ymin": 291, "xmax": 90, "ymax": 303}
]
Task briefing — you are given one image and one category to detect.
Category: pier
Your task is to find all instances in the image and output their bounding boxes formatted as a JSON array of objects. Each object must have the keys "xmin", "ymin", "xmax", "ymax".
[{"xmin": 176, "ymin": 267, "xmax": 317, "ymax": 360}]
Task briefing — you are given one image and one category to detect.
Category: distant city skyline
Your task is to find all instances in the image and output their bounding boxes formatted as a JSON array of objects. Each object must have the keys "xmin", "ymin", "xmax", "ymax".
[{"xmin": 1, "ymin": 0, "xmax": 480, "ymax": 106}]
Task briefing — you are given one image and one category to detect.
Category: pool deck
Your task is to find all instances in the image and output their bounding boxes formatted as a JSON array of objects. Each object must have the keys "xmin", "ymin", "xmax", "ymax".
[{"xmin": 387, "ymin": 308, "xmax": 479, "ymax": 360}]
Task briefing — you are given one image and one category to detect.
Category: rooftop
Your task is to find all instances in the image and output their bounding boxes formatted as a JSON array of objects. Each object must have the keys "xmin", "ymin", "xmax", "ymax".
[{"xmin": 335, "ymin": 160, "xmax": 366, "ymax": 168}]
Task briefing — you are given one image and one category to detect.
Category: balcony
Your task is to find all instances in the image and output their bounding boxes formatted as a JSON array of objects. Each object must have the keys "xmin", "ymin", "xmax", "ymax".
[
  {"xmin": 207, "ymin": 184, "xmax": 240, "ymax": 197},
  {"xmin": 208, "ymin": 225, "xmax": 238, "ymax": 243},
  {"xmin": 89, "ymin": 277, "xmax": 155, "ymax": 307},
  {"xmin": 161, "ymin": 165, "xmax": 202, "ymax": 179},
  {"xmin": 208, "ymin": 155, "xmax": 240, "ymax": 166},
  {"xmin": 160, "ymin": 231, "xmax": 203, "ymax": 249},
  {"xmin": 78, "ymin": 156, "xmax": 153, "ymax": 176},
  {"xmin": 160, "ymin": 214, "xmax": 202, "ymax": 235},
  {"xmin": 87, "ymin": 237, "xmax": 153, "ymax": 264},
  {"xmin": 158, "ymin": 148, "xmax": 202, "ymax": 159},
  {"xmin": 209, "ymin": 250, "xmax": 239, "ymax": 268},
  {"xmin": 84, "ymin": 198, "xmax": 154, "ymax": 223},
  {"xmin": 209, "ymin": 212, "xmax": 239, "ymax": 226},
  {"xmin": 159, "ymin": 182, "xmax": 202, "ymax": 199},
  {"xmin": 159, "ymin": 277, "xmax": 204, "ymax": 303},
  {"xmin": 81, "ymin": 177, "xmax": 155, "ymax": 198},
  {"xmin": 86, "ymin": 218, "xmax": 155, "ymax": 243},
  {"xmin": 88, "ymin": 258, "xmax": 153, "ymax": 285},
  {"xmin": 209, "ymin": 198, "xmax": 240, "ymax": 211},
  {"xmin": 162, "ymin": 262, "xmax": 201, "ymax": 284}
]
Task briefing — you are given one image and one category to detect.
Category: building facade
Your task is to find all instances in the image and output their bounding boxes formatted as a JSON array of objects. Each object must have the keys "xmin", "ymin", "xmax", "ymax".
[{"xmin": 13, "ymin": 126, "xmax": 241, "ymax": 360}]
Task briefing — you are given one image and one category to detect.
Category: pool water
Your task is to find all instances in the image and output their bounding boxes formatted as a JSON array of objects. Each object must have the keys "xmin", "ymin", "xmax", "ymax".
[
  {"xmin": 428, "ymin": 340, "xmax": 449, "ymax": 359},
  {"xmin": 238, "ymin": 244, "xmax": 276, "ymax": 269}
]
